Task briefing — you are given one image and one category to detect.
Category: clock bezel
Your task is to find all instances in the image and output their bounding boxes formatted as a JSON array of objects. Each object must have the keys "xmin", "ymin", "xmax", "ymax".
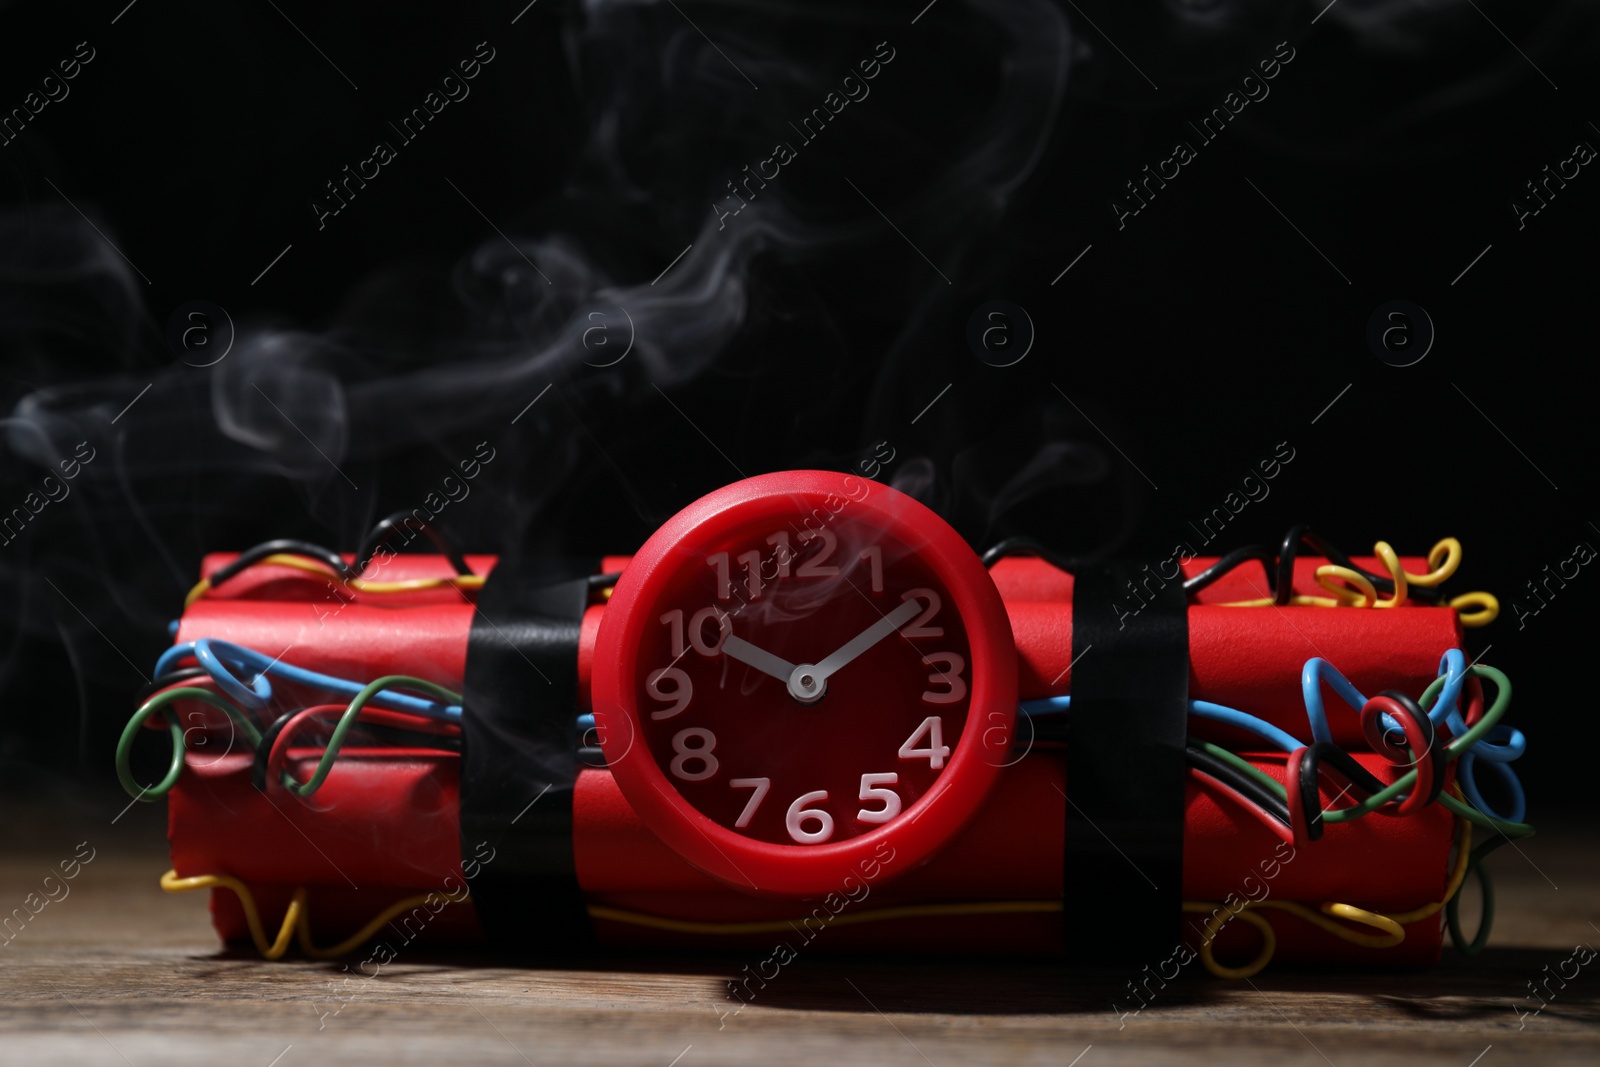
[{"xmin": 591, "ymin": 469, "xmax": 1017, "ymax": 898}]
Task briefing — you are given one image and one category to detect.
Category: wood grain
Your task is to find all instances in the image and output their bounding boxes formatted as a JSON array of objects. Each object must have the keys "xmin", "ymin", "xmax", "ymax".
[{"xmin": 1, "ymin": 798, "xmax": 1597, "ymax": 1066}]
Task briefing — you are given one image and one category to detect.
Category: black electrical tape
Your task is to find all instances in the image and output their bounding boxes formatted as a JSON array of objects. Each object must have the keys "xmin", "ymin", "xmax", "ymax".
[
  {"xmin": 460, "ymin": 557, "xmax": 596, "ymax": 950},
  {"xmin": 1064, "ymin": 562, "xmax": 1189, "ymax": 963}
]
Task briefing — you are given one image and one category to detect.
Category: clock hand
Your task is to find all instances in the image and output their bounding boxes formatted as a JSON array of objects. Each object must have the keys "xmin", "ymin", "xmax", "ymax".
[
  {"xmin": 722, "ymin": 635, "xmax": 799, "ymax": 684},
  {"xmin": 809, "ymin": 596, "xmax": 924, "ymax": 684}
]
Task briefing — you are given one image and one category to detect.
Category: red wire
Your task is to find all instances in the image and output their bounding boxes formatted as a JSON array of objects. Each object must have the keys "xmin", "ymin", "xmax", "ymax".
[
  {"xmin": 266, "ymin": 704, "xmax": 348, "ymax": 788},
  {"xmin": 1359, "ymin": 694, "xmax": 1435, "ymax": 819},
  {"xmin": 1285, "ymin": 747, "xmax": 1312, "ymax": 849},
  {"xmin": 1462, "ymin": 673, "xmax": 1486, "ymax": 729},
  {"xmin": 1188, "ymin": 769, "xmax": 1296, "ymax": 845},
  {"xmin": 266, "ymin": 704, "xmax": 461, "ymax": 789}
]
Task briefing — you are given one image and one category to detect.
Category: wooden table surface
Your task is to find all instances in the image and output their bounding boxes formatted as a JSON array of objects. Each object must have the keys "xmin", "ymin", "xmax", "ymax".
[{"xmin": 3, "ymin": 795, "xmax": 1597, "ymax": 1066}]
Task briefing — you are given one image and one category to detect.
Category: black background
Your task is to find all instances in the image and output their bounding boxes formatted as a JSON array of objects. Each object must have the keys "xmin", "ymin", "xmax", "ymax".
[{"xmin": 0, "ymin": 0, "xmax": 1593, "ymax": 812}]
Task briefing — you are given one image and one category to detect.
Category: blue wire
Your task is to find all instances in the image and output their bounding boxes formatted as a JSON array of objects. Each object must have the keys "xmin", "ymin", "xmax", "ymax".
[
  {"xmin": 1187, "ymin": 700, "xmax": 1305, "ymax": 753},
  {"xmin": 1026, "ymin": 650, "xmax": 1526, "ymax": 822},
  {"xmin": 1299, "ymin": 652, "xmax": 1525, "ymax": 821},
  {"xmin": 1300, "ymin": 658, "xmax": 1368, "ymax": 744},
  {"xmin": 1456, "ymin": 728, "xmax": 1528, "ymax": 823},
  {"xmin": 1018, "ymin": 695, "xmax": 1070, "ymax": 718},
  {"xmin": 154, "ymin": 638, "xmax": 462, "ymax": 721},
  {"xmin": 1019, "ymin": 694, "xmax": 1306, "ymax": 752}
]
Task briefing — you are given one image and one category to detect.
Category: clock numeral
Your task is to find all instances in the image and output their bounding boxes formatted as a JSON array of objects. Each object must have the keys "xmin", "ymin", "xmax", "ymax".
[
  {"xmin": 921, "ymin": 652, "xmax": 967, "ymax": 705},
  {"xmin": 660, "ymin": 607, "xmax": 730, "ymax": 658},
  {"xmin": 900, "ymin": 588, "xmax": 944, "ymax": 638},
  {"xmin": 898, "ymin": 715, "xmax": 951, "ymax": 770},
  {"xmin": 661, "ymin": 609, "xmax": 684, "ymax": 656},
  {"xmin": 647, "ymin": 667, "xmax": 693, "ymax": 720},
  {"xmin": 670, "ymin": 727, "xmax": 719, "ymax": 781},
  {"xmin": 765, "ymin": 531, "xmax": 794, "ymax": 577},
  {"xmin": 785, "ymin": 789, "xmax": 835, "ymax": 844},
  {"xmin": 857, "ymin": 772, "xmax": 901, "ymax": 824},
  {"xmin": 796, "ymin": 527, "xmax": 840, "ymax": 577},
  {"xmin": 707, "ymin": 551, "xmax": 733, "ymax": 600},
  {"xmin": 860, "ymin": 546, "xmax": 884, "ymax": 593},
  {"xmin": 730, "ymin": 777, "xmax": 771, "ymax": 828},
  {"xmin": 737, "ymin": 550, "xmax": 765, "ymax": 600}
]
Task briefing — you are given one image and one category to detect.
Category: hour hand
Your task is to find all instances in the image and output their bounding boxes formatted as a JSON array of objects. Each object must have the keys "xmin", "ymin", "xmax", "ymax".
[{"xmin": 722, "ymin": 635, "xmax": 799, "ymax": 683}]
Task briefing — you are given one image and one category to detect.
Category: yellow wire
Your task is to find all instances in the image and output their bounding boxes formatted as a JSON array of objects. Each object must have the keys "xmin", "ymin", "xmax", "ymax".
[
  {"xmin": 160, "ymin": 863, "xmax": 1467, "ymax": 976},
  {"xmin": 1373, "ymin": 541, "xmax": 1408, "ymax": 607},
  {"xmin": 1183, "ymin": 899, "xmax": 1402, "ymax": 980},
  {"xmin": 1184, "ymin": 807, "xmax": 1474, "ymax": 979},
  {"xmin": 1449, "ymin": 590, "xmax": 1500, "ymax": 628},
  {"xmin": 1312, "ymin": 565, "xmax": 1378, "ymax": 607},
  {"xmin": 1253, "ymin": 900, "xmax": 1405, "ymax": 947},
  {"xmin": 163, "ymin": 808, "xmax": 1475, "ymax": 970},
  {"xmin": 1383, "ymin": 812, "xmax": 1472, "ymax": 925},
  {"xmin": 160, "ymin": 869, "xmax": 464, "ymax": 959},
  {"xmin": 1183, "ymin": 902, "xmax": 1278, "ymax": 980},
  {"xmin": 587, "ymin": 899, "xmax": 1062, "ymax": 936},
  {"xmin": 1410, "ymin": 538, "xmax": 1462, "ymax": 587},
  {"xmin": 1210, "ymin": 536, "xmax": 1494, "ymax": 625},
  {"xmin": 184, "ymin": 554, "xmax": 487, "ymax": 608}
]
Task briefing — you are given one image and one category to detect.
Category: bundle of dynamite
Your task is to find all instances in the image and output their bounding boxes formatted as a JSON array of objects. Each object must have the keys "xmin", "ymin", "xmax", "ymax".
[{"xmin": 118, "ymin": 472, "xmax": 1526, "ymax": 977}]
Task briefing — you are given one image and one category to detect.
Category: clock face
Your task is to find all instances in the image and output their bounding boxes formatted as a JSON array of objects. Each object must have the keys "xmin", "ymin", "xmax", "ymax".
[
  {"xmin": 635, "ymin": 514, "xmax": 972, "ymax": 848},
  {"xmin": 592, "ymin": 470, "xmax": 1015, "ymax": 897}
]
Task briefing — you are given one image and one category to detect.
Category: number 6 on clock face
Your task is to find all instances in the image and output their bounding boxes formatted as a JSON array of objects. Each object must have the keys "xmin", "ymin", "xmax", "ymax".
[{"xmin": 591, "ymin": 470, "xmax": 1017, "ymax": 897}]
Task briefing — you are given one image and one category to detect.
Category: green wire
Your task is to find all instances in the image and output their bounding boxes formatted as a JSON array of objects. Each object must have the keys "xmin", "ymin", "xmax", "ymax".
[
  {"xmin": 1192, "ymin": 666, "xmax": 1533, "ymax": 837},
  {"xmin": 1324, "ymin": 665, "xmax": 1520, "ymax": 829},
  {"xmin": 1195, "ymin": 739, "xmax": 1285, "ymax": 795},
  {"xmin": 115, "ymin": 676, "xmax": 463, "ymax": 801},
  {"xmin": 281, "ymin": 675, "xmax": 463, "ymax": 798},
  {"xmin": 1446, "ymin": 836, "xmax": 1508, "ymax": 955},
  {"xmin": 115, "ymin": 687, "xmax": 262, "ymax": 801}
]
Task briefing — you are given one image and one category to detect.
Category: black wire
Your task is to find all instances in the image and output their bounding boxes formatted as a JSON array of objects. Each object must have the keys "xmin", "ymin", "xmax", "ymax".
[
  {"xmin": 1185, "ymin": 740, "xmax": 1293, "ymax": 828},
  {"xmin": 979, "ymin": 536, "xmax": 1085, "ymax": 574},
  {"xmin": 207, "ymin": 539, "xmax": 352, "ymax": 591},
  {"xmin": 982, "ymin": 524, "xmax": 1447, "ymax": 605},
  {"xmin": 1298, "ymin": 741, "xmax": 1387, "ymax": 841},
  {"xmin": 588, "ymin": 571, "xmax": 623, "ymax": 589},
  {"xmin": 134, "ymin": 667, "xmax": 211, "ymax": 705},
  {"xmin": 205, "ymin": 513, "xmax": 479, "ymax": 600},
  {"xmin": 355, "ymin": 511, "xmax": 473, "ymax": 577},
  {"xmin": 1279, "ymin": 525, "xmax": 1442, "ymax": 605},
  {"xmin": 1019, "ymin": 713, "xmax": 1293, "ymax": 829},
  {"xmin": 251, "ymin": 709, "xmax": 460, "ymax": 793},
  {"xmin": 1181, "ymin": 544, "xmax": 1278, "ymax": 597},
  {"xmin": 1377, "ymin": 689, "xmax": 1446, "ymax": 809}
]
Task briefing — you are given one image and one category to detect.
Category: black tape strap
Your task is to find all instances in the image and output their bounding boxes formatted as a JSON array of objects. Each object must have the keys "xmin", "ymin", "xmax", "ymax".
[
  {"xmin": 1064, "ymin": 562, "xmax": 1189, "ymax": 962},
  {"xmin": 461, "ymin": 557, "xmax": 595, "ymax": 950}
]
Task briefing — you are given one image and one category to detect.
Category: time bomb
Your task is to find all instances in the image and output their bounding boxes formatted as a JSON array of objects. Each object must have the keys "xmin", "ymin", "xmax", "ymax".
[{"xmin": 130, "ymin": 469, "xmax": 1529, "ymax": 975}]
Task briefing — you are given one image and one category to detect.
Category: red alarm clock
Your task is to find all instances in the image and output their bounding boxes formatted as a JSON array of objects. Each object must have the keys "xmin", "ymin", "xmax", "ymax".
[{"xmin": 591, "ymin": 470, "xmax": 1017, "ymax": 897}]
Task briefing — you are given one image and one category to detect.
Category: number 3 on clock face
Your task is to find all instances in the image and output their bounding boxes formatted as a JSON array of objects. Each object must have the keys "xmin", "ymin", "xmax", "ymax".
[{"xmin": 591, "ymin": 470, "xmax": 1017, "ymax": 897}]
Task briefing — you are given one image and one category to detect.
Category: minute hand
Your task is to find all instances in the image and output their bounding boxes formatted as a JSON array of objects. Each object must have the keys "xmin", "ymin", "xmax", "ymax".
[{"xmin": 811, "ymin": 598, "xmax": 924, "ymax": 682}]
